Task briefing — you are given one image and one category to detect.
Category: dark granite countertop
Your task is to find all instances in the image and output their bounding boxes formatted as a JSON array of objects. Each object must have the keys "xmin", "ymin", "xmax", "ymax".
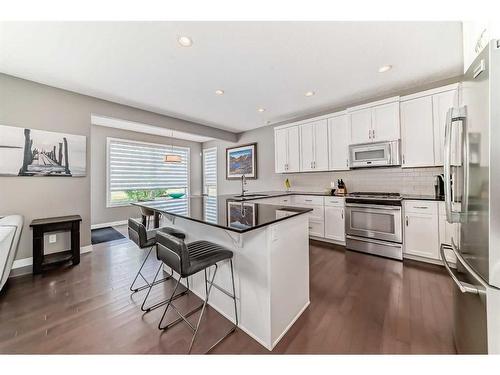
[
  {"xmin": 132, "ymin": 195, "xmax": 312, "ymax": 233},
  {"xmin": 401, "ymin": 194, "xmax": 444, "ymax": 201}
]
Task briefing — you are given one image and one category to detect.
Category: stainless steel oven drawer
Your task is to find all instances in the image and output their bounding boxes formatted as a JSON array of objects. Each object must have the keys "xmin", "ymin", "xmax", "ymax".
[{"xmin": 346, "ymin": 235, "xmax": 403, "ymax": 260}]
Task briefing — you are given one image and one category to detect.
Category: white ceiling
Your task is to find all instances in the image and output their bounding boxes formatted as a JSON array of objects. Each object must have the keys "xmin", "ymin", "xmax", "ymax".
[{"xmin": 0, "ymin": 21, "xmax": 463, "ymax": 133}]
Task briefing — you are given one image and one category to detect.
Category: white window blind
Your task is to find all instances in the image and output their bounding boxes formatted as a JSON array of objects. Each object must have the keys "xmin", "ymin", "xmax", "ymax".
[
  {"xmin": 107, "ymin": 138, "xmax": 190, "ymax": 207},
  {"xmin": 202, "ymin": 147, "xmax": 217, "ymax": 196},
  {"xmin": 202, "ymin": 147, "xmax": 217, "ymax": 223}
]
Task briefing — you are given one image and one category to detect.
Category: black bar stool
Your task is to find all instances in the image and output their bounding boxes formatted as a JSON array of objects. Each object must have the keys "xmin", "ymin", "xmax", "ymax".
[
  {"xmin": 155, "ymin": 231, "xmax": 238, "ymax": 353},
  {"xmin": 127, "ymin": 218, "xmax": 186, "ymax": 312}
]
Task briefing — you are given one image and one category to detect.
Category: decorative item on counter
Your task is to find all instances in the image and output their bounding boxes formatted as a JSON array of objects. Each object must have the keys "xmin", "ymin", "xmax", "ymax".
[
  {"xmin": 284, "ymin": 178, "xmax": 291, "ymax": 192},
  {"xmin": 336, "ymin": 179, "xmax": 347, "ymax": 195}
]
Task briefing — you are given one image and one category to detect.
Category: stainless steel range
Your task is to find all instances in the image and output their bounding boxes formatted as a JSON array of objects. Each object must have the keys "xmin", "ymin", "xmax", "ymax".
[{"xmin": 345, "ymin": 192, "xmax": 403, "ymax": 260}]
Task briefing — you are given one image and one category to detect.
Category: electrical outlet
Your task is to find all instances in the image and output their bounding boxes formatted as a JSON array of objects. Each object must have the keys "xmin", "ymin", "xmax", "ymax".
[{"xmin": 48, "ymin": 234, "xmax": 57, "ymax": 244}]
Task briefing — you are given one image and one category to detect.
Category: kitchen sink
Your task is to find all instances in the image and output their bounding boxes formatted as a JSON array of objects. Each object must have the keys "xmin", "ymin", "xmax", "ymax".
[{"xmin": 233, "ymin": 194, "xmax": 269, "ymax": 199}]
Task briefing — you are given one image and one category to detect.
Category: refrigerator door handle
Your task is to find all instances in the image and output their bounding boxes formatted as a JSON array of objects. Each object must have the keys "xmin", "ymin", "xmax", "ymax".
[
  {"xmin": 444, "ymin": 108, "xmax": 454, "ymax": 221},
  {"xmin": 444, "ymin": 106, "xmax": 468, "ymax": 223},
  {"xmin": 440, "ymin": 243, "xmax": 485, "ymax": 295}
]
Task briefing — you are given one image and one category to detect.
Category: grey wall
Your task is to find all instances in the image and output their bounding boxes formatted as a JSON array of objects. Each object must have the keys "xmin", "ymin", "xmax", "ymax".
[
  {"xmin": 203, "ymin": 125, "xmax": 442, "ymax": 196},
  {"xmin": 91, "ymin": 125, "xmax": 202, "ymax": 226},
  {"xmin": 0, "ymin": 74, "xmax": 233, "ymax": 262}
]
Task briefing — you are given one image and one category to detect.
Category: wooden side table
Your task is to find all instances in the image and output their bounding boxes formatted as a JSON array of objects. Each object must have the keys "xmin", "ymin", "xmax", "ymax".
[{"xmin": 30, "ymin": 215, "xmax": 82, "ymax": 274}]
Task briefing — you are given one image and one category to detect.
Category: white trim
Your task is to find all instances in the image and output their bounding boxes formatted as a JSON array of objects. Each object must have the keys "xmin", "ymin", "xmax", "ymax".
[
  {"xmin": 403, "ymin": 253, "xmax": 456, "ymax": 268},
  {"xmin": 273, "ymin": 110, "xmax": 346, "ymax": 130},
  {"xmin": 400, "ymin": 83, "xmax": 460, "ymax": 102},
  {"xmin": 271, "ymin": 301, "xmax": 310, "ymax": 349},
  {"xmin": 346, "ymin": 96, "xmax": 400, "ymax": 112},
  {"xmin": 91, "ymin": 220, "xmax": 128, "ymax": 230},
  {"xmin": 91, "ymin": 114, "xmax": 213, "ymax": 142},
  {"xmin": 106, "ymin": 137, "xmax": 191, "ymax": 208},
  {"xmin": 11, "ymin": 245, "xmax": 93, "ymax": 270}
]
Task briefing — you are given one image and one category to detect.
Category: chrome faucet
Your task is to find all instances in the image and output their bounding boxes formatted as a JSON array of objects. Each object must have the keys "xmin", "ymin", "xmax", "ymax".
[{"xmin": 241, "ymin": 175, "xmax": 248, "ymax": 197}]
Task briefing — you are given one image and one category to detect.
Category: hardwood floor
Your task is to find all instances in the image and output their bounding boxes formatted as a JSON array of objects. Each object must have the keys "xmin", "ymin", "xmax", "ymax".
[{"xmin": 0, "ymin": 231, "xmax": 456, "ymax": 354}]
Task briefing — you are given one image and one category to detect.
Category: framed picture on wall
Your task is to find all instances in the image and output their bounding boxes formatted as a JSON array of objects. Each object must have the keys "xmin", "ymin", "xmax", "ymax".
[
  {"xmin": 226, "ymin": 143, "xmax": 257, "ymax": 180},
  {"xmin": 0, "ymin": 124, "xmax": 86, "ymax": 177}
]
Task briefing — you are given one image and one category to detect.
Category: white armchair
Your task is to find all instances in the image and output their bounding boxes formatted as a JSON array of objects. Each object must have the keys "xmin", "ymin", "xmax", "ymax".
[{"xmin": 0, "ymin": 215, "xmax": 24, "ymax": 291}]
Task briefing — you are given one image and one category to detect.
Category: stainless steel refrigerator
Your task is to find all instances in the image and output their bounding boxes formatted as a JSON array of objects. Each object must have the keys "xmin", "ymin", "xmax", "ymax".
[{"xmin": 441, "ymin": 39, "xmax": 500, "ymax": 354}]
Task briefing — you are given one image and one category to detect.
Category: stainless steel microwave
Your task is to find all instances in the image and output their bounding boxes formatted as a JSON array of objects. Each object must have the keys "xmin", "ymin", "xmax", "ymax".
[{"xmin": 349, "ymin": 140, "xmax": 401, "ymax": 168}]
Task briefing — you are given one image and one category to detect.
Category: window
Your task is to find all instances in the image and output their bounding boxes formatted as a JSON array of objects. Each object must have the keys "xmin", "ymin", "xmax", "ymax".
[
  {"xmin": 202, "ymin": 147, "xmax": 217, "ymax": 223},
  {"xmin": 107, "ymin": 138, "xmax": 190, "ymax": 207},
  {"xmin": 202, "ymin": 147, "xmax": 217, "ymax": 196}
]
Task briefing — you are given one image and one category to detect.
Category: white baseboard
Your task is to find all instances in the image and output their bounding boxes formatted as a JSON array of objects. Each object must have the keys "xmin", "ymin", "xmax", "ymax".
[
  {"xmin": 91, "ymin": 220, "xmax": 128, "ymax": 230},
  {"xmin": 12, "ymin": 244, "xmax": 93, "ymax": 270}
]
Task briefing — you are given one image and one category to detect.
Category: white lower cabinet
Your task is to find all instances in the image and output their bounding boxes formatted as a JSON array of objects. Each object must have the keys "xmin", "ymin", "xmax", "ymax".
[
  {"xmin": 403, "ymin": 200, "xmax": 458, "ymax": 265},
  {"xmin": 324, "ymin": 206, "xmax": 345, "ymax": 243}
]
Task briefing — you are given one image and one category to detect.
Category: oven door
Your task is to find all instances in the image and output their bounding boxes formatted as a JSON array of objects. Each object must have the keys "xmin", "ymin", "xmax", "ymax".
[{"xmin": 345, "ymin": 203, "xmax": 402, "ymax": 243}]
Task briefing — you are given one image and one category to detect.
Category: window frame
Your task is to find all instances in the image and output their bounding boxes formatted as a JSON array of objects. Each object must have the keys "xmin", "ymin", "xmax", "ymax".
[
  {"xmin": 202, "ymin": 146, "xmax": 218, "ymax": 196},
  {"xmin": 106, "ymin": 137, "xmax": 191, "ymax": 208}
]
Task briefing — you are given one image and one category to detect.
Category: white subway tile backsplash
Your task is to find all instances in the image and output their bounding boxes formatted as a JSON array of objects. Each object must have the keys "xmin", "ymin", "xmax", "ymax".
[{"xmin": 282, "ymin": 166, "xmax": 443, "ymax": 195}]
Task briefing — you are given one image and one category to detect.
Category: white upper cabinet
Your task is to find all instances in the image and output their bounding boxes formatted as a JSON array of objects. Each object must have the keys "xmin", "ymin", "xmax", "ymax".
[
  {"xmin": 462, "ymin": 21, "xmax": 500, "ymax": 73},
  {"xmin": 371, "ymin": 102, "xmax": 400, "ymax": 142},
  {"xmin": 274, "ymin": 128, "xmax": 288, "ymax": 173},
  {"xmin": 299, "ymin": 120, "xmax": 328, "ymax": 172},
  {"xmin": 347, "ymin": 97, "xmax": 400, "ymax": 145},
  {"xmin": 274, "ymin": 125, "xmax": 300, "ymax": 173},
  {"xmin": 327, "ymin": 113, "xmax": 349, "ymax": 171},
  {"xmin": 349, "ymin": 108, "xmax": 372, "ymax": 144},
  {"xmin": 400, "ymin": 96, "xmax": 435, "ymax": 168},
  {"xmin": 432, "ymin": 89, "xmax": 459, "ymax": 166},
  {"xmin": 300, "ymin": 123, "xmax": 315, "ymax": 172}
]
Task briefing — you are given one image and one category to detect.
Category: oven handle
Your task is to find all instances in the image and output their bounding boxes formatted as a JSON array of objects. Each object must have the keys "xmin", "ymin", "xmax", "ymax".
[{"xmin": 345, "ymin": 203, "xmax": 401, "ymax": 210}]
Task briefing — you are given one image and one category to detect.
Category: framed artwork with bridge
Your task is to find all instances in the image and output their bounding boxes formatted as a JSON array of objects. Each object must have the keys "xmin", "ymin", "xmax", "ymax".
[{"xmin": 0, "ymin": 124, "xmax": 86, "ymax": 177}]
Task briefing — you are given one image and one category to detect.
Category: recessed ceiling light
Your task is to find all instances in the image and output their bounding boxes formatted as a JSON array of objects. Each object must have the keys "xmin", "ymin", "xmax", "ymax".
[
  {"xmin": 215, "ymin": 89, "xmax": 224, "ymax": 95},
  {"xmin": 305, "ymin": 91, "xmax": 315, "ymax": 97},
  {"xmin": 178, "ymin": 36, "xmax": 193, "ymax": 47},
  {"xmin": 378, "ymin": 65, "xmax": 392, "ymax": 73},
  {"xmin": 257, "ymin": 108, "xmax": 266, "ymax": 113}
]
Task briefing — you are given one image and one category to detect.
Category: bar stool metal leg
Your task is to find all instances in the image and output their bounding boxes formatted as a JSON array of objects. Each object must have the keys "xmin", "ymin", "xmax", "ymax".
[
  {"xmin": 188, "ymin": 265, "xmax": 218, "ymax": 353},
  {"xmin": 141, "ymin": 263, "xmax": 189, "ymax": 312},
  {"xmin": 129, "ymin": 246, "xmax": 154, "ymax": 292}
]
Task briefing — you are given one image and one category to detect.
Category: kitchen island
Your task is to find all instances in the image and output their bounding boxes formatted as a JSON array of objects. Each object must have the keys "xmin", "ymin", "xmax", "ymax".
[{"xmin": 133, "ymin": 195, "xmax": 312, "ymax": 350}]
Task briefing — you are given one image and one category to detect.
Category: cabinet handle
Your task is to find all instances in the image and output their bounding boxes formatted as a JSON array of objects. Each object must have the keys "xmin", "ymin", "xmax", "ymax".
[
  {"xmin": 402, "ymin": 154, "xmax": 405, "ymax": 164},
  {"xmin": 414, "ymin": 206, "xmax": 429, "ymax": 209},
  {"xmin": 372, "ymin": 129, "xmax": 375, "ymax": 139},
  {"xmin": 368, "ymin": 129, "xmax": 371, "ymax": 139},
  {"xmin": 341, "ymin": 209, "xmax": 344, "ymax": 219},
  {"xmin": 305, "ymin": 199, "xmax": 313, "ymax": 202},
  {"xmin": 405, "ymin": 216, "xmax": 409, "ymax": 226},
  {"xmin": 346, "ymin": 159, "xmax": 349, "ymax": 167}
]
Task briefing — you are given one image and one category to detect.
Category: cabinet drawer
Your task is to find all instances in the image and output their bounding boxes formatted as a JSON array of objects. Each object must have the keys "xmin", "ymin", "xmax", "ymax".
[
  {"xmin": 276, "ymin": 196, "xmax": 293, "ymax": 205},
  {"xmin": 324, "ymin": 196, "xmax": 345, "ymax": 207},
  {"xmin": 308, "ymin": 220, "xmax": 325, "ymax": 238},
  {"xmin": 404, "ymin": 200, "xmax": 438, "ymax": 214},
  {"xmin": 293, "ymin": 195, "xmax": 324, "ymax": 206}
]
